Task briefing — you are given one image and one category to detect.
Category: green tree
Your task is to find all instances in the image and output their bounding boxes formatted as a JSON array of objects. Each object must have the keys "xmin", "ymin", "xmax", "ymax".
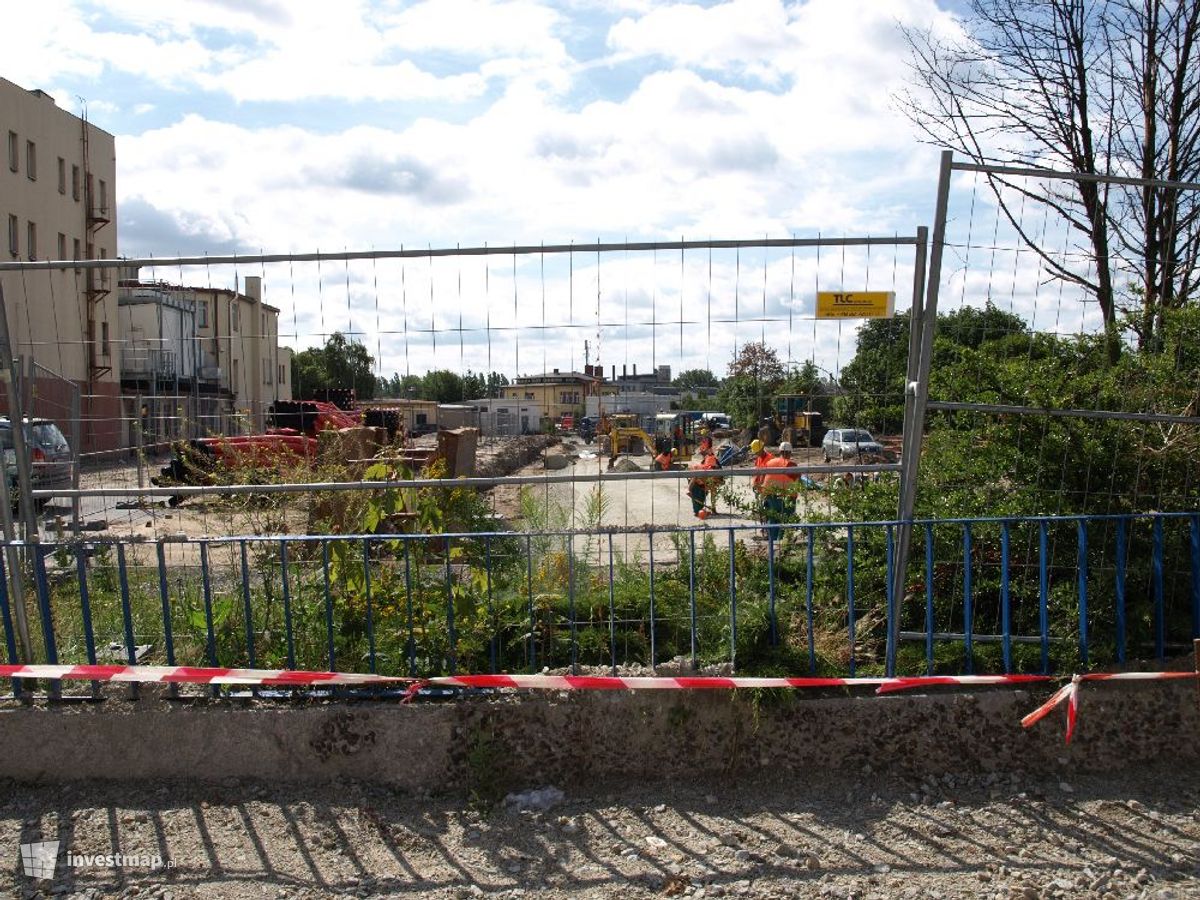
[
  {"xmin": 717, "ymin": 342, "xmax": 785, "ymax": 428},
  {"xmin": 833, "ymin": 304, "xmax": 1027, "ymax": 432},
  {"xmin": 461, "ymin": 370, "xmax": 511, "ymax": 399},
  {"xmin": 899, "ymin": 0, "xmax": 1200, "ymax": 357},
  {"xmin": 673, "ymin": 368, "xmax": 720, "ymax": 392},
  {"xmin": 778, "ymin": 360, "xmax": 835, "ymax": 417},
  {"xmin": 421, "ymin": 370, "xmax": 465, "ymax": 403},
  {"xmin": 290, "ymin": 332, "xmax": 377, "ymax": 400}
]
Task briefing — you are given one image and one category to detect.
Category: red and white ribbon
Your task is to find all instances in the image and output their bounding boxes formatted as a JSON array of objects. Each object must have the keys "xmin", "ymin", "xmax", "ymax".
[
  {"xmin": 0, "ymin": 664, "xmax": 410, "ymax": 686},
  {"xmin": 876, "ymin": 674, "xmax": 1052, "ymax": 694},
  {"xmin": 425, "ymin": 673, "xmax": 891, "ymax": 690},
  {"xmin": 1020, "ymin": 675, "xmax": 1080, "ymax": 743},
  {"xmin": 3, "ymin": 664, "xmax": 1196, "ymax": 745},
  {"xmin": 1019, "ymin": 670, "xmax": 1199, "ymax": 744}
]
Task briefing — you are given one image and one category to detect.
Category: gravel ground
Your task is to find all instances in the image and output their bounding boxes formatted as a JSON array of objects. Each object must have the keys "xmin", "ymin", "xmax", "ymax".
[{"xmin": 2, "ymin": 765, "xmax": 1198, "ymax": 900}]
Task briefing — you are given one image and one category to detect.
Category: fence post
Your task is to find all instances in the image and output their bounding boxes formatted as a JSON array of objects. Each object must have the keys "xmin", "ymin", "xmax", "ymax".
[
  {"xmin": 893, "ymin": 152, "xmax": 952, "ymax": 662},
  {"xmin": 0, "ymin": 283, "xmax": 37, "ymax": 664},
  {"xmin": 135, "ymin": 392, "xmax": 145, "ymax": 505},
  {"xmin": 69, "ymin": 385, "xmax": 81, "ymax": 537},
  {"xmin": 1194, "ymin": 639, "xmax": 1200, "ymax": 703}
]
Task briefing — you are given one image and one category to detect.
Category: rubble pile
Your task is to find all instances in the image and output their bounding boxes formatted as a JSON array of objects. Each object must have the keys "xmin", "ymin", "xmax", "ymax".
[{"xmin": 475, "ymin": 435, "xmax": 558, "ymax": 479}]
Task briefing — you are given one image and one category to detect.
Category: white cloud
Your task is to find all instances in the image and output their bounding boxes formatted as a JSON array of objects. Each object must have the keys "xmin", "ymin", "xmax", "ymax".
[
  {"xmin": 3, "ymin": 0, "xmax": 564, "ymax": 106},
  {"xmin": 26, "ymin": 0, "xmax": 966, "ymax": 375},
  {"xmin": 381, "ymin": 0, "xmax": 566, "ymax": 58},
  {"xmin": 608, "ymin": 0, "xmax": 793, "ymax": 77}
]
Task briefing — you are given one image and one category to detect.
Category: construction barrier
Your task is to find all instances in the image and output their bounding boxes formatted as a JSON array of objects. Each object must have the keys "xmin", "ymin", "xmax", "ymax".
[{"xmin": 2, "ymin": 664, "xmax": 1196, "ymax": 744}]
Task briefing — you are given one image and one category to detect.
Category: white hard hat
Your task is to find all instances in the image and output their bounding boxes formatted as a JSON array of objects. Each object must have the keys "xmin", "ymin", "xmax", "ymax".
[{"xmin": 779, "ymin": 441, "xmax": 793, "ymax": 452}]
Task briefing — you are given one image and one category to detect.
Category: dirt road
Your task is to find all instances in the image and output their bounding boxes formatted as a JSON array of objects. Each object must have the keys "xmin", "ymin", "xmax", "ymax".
[{"xmin": 3, "ymin": 764, "xmax": 1198, "ymax": 899}]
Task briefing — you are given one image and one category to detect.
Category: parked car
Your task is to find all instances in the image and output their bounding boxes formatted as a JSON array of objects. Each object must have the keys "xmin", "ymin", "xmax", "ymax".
[
  {"xmin": 0, "ymin": 418, "xmax": 74, "ymax": 510},
  {"xmin": 822, "ymin": 428, "xmax": 885, "ymax": 462}
]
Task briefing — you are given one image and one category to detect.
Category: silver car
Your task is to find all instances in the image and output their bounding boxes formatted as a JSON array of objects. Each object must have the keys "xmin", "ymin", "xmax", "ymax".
[
  {"xmin": 0, "ymin": 418, "xmax": 74, "ymax": 510},
  {"xmin": 822, "ymin": 428, "xmax": 884, "ymax": 462}
]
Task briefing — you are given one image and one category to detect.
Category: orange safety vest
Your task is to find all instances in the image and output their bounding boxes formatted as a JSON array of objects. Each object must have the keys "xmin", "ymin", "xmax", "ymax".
[
  {"xmin": 689, "ymin": 451, "xmax": 720, "ymax": 486},
  {"xmin": 762, "ymin": 455, "xmax": 798, "ymax": 493},
  {"xmin": 751, "ymin": 451, "xmax": 774, "ymax": 492}
]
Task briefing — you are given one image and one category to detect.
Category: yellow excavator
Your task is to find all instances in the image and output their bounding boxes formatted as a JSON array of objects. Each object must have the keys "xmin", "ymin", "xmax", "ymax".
[
  {"xmin": 760, "ymin": 395, "xmax": 827, "ymax": 448},
  {"xmin": 598, "ymin": 413, "xmax": 657, "ymax": 456}
]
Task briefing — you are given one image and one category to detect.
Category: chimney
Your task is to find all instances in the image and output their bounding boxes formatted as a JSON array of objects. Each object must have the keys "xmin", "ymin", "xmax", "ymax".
[
  {"xmin": 633, "ymin": 363, "xmax": 637, "ymax": 376},
  {"xmin": 244, "ymin": 275, "xmax": 262, "ymax": 302},
  {"xmin": 622, "ymin": 365, "xmax": 627, "ymax": 377},
  {"xmin": 611, "ymin": 365, "xmax": 616, "ymax": 381}
]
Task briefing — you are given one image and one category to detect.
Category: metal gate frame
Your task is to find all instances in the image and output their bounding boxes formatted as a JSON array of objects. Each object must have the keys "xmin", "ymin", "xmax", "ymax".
[{"xmin": 892, "ymin": 149, "xmax": 1200, "ymax": 663}]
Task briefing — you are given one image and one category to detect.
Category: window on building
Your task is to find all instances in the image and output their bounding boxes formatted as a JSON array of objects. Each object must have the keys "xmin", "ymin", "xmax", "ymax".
[
  {"xmin": 26, "ymin": 221, "xmax": 36, "ymax": 260},
  {"xmin": 57, "ymin": 158, "xmax": 65, "ymax": 193},
  {"xmin": 98, "ymin": 179, "xmax": 107, "ymax": 215},
  {"xmin": 263, "ymin": 358, "xmax": 272, "ymax": 384},
  {"xmin": 25, "ymin": 141, "xmax": 35, "ymax": 181},
  {"xmin": 197, "ymin": 300, "xmax": 208, "ymax": 328},
  {"xmin": 524, "ymin": 392, "xmax": 534, "ymax": 400},
  {"xmin": 101, "ymin": 321, "xmax": 110, "ymax": 356},
  {"xmin": 7, "ymin": 132, "xmax": 16, "ymax": 172},
  {"xmin": 72, "ymin": 237, "xmax": 80, "ymax": 265},
  {"xmin": 7, "ymin": 215, "xmax": 17, "ymax": 256},
  {"xmin": 57, "ymin": 233, "xmax": 66, "ymax": 260},
  {"xmin": 71, "ymin": 164, "xmax": 80, "ymax": 201},
  {"xmin": 278, "ymin": 364, "xmax": 286, "ymax": 384},
  {"xmin": 231, "ymin": 302, "xmax": 239, "ymax": 331},
  {"xmin": 99, "ymin": 247, "xmax": 108, "ymax": 286},
  {"xmin": 232, "ymin": 359, "xmax": 240, "ymax": 388}
]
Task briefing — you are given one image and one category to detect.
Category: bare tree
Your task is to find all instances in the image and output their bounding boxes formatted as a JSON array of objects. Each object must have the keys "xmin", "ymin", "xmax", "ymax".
[{"xmin": 897, "ymin": 0, "xmax": 1200, "ymax": 357}]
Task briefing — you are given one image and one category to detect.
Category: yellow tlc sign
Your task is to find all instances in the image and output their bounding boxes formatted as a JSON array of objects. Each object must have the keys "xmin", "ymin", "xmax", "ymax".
[{"xmin": 815, "ymin": 291, "xmax": 896, "ymax": 319}]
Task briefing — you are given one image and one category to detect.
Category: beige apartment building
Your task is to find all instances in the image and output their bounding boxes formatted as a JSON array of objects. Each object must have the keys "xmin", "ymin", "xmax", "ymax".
[
  {"xmin": 0, "ymin": 77, "xmax": 120, "ymax": 453},
  {"xmin": 119, "ymin": 273, "xmax": 291, "ymax": 440}
]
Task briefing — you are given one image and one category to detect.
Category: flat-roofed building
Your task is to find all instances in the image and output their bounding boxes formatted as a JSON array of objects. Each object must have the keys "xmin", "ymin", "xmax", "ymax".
[
  {"xmin": 0, "ymin": 77, "xmax": 119, "ymax": 453},
  {"xmin": 119, "ymin": 273, "xmax": 289, "ymax": 439}
]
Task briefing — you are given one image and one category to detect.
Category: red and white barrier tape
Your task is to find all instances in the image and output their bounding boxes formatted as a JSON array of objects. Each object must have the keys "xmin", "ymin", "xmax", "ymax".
[
  {"xmin": 876, "ymin": 674, "xmax": 1053, "ymax": 694},
  {"xmin": 1018, "ymin": 671, "xmax": 1199, "ymax": 744},
  {"xmin": 424, "ymin": 674, "xmax": 891, "ymax": 690},
  {"xmin": 2, "ymin": 665, "xmax": 1195, "ymax": 745},
  {"xmin": 0, "ymin": 664, "xmax": 410, "ymax": 686}
]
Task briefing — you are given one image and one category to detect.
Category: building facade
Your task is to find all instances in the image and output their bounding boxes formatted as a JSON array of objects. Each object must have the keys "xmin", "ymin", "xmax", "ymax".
[
  {"xmin": 118, "ymin": 273, "xmax": 290, "ymax": 442},
  {"xmin": 0, "ymin": 77, "xmax": 120, "ymax": 453},
  {"xmin": 504, "ymin": 369, "xmax": 600, "ymax": 424},
  {"xmin": 192, "ymin": 274, "xmax": 289, "ymax": 433}
]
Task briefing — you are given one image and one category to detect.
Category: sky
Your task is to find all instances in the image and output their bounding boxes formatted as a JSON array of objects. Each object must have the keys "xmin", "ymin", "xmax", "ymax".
[{"xmin": 3, "ymin": 0, "xmax": 1083, "ymax": 386}]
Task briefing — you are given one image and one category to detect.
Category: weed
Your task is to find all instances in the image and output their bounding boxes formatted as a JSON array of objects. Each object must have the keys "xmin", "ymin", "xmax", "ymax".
[{"xmin": 464, "ymin": 724, "xmax": 511, "ymax": 812}]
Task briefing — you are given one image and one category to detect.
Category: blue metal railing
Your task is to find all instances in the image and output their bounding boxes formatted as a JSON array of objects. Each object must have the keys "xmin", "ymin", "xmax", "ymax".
[{"xmin": 2, "ymin": 510, "xmax": 1198, "ymax": 695}]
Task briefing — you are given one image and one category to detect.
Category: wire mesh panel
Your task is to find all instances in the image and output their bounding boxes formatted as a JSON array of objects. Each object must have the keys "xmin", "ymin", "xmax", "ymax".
[{"xmin": 899, "ymin": 152, "xmax": 1200, "ymax": 671}]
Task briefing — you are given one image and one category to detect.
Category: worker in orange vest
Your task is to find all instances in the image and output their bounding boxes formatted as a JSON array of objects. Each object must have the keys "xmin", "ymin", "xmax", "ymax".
[
  {"xmin": 761, "ymin": 441, "xmax": 798, "ymax": 536},
  {"xmin": 687, "ymin": 436, "xmax": 720, "ymax": 520},
  {"xmin": 750, "ymin": 438, "xmax": 774, "ymax": 527},
  {"xmin": 654, "ymin": 444, "xmax": 674, "ymax": 471}
]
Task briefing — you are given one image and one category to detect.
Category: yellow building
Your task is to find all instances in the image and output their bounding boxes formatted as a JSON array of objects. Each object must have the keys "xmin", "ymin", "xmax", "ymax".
[{"xmin": 505, "ymin": 369, "xmax": 600, "ymax": 424}]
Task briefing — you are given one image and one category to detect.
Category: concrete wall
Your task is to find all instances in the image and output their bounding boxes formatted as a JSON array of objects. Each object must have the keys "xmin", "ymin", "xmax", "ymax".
[{"xmin": 0, "ymin": 682, "xmax": 1193, "ymax": 787}]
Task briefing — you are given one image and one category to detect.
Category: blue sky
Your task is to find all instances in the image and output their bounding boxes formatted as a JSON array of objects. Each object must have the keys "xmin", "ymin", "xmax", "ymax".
[{"xmin": 4, "ymin": 0, "xmax": 989, "ymax": 381}]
